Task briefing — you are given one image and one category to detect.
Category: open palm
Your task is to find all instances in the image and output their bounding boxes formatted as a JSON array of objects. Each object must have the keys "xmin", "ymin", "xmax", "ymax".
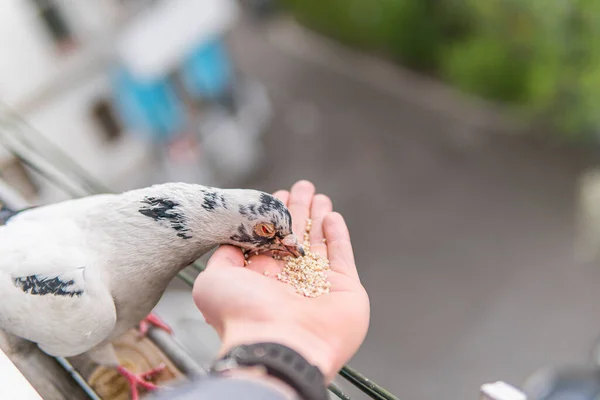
[{"xmin": 193, "ymin": 181, "xmax": 370, "ymax": 381}]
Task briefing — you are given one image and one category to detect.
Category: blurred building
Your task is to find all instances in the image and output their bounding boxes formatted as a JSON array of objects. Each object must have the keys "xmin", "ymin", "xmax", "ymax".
[{"xmin": 0, "ymin": 0, "xmax": 271, "ymax": 203}]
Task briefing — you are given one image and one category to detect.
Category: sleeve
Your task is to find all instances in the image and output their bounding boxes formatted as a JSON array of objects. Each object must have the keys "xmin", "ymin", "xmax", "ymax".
[{"xmin": 147, "ymin": 375, "xmax": 296, "ymax": 400}]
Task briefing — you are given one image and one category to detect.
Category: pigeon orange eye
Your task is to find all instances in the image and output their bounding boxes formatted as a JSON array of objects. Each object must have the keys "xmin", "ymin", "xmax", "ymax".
[{"xmin": 255, "ymin": 223, "xmax": 275, "ymax": 238}]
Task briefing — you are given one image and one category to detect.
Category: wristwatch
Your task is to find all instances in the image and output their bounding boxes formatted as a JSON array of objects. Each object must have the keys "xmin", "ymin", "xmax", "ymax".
[{"xmin": 210, "ymin": 342, "xmax": 329, "ymax": 400}]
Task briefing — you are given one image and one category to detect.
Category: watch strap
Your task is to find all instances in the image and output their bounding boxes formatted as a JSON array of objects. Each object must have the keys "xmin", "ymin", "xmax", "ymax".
[{"xmin": 211, "ymin": 342, "xmax": 329, "ymax": 400}]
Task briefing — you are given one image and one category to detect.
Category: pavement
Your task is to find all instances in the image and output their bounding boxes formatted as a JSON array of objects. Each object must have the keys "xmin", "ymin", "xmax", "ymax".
[{"xmin": 204, "ymin": 13, "xmax": 600, "ymax": 400}]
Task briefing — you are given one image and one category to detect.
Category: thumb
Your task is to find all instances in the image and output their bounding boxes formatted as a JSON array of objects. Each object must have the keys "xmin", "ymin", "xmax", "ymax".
[
  {"xmin": 193, "ymin": 245, "xmax": 242, "ymax": 333},
  {"xmin": 206, "ymin": 245, "xmax": 246, "ymax": 269}
]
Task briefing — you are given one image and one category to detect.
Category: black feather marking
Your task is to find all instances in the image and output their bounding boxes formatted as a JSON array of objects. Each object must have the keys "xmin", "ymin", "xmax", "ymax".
[
  {"xmin": 230, "ymin": 223, "xmax": 271, "ymax": 246},
  {"xmin": 232, "ymin": 224, "xmax": 252, "ymax": 242},
  {"xmin": 202, "ymin": 191, "xmax": 219, "ymax": 211},
  {"xmin": 201, "ymin": 190, "xmax": 228, "ymax": 211},
  {"xmin": 139, "ymin": 197, "xmax": 192, "ymax": 239},
  {"xmin": 238, "ymin": 205, "xmax": 257, "ymax": 221},
  {"xmin": 13, "ymin": 274, "xmax": 83, "ymax": 297},
  {"xmin": 257, "ymin": 193, "xmax": 292, "ymax": 228},
  {"xmin": 258, "ymin": 193, "xmax": 285, "ymax": 215}
]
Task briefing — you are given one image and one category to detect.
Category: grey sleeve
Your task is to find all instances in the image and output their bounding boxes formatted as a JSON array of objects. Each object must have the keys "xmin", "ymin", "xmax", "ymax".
[{"xmin": 147, "ymin": 375, "xmax": 292, "ymax": 400}]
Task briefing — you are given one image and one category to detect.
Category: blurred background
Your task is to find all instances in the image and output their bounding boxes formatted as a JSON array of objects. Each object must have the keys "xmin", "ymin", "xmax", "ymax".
[{"xmin": 4, "ymin": 0, "xmax": 600, "ymax": 399}]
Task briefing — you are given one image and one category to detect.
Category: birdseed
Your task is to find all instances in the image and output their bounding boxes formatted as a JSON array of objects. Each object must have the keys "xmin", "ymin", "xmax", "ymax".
[{"xmin": 276, "ymin": 218, "xmax": 331, "ymax": 298}]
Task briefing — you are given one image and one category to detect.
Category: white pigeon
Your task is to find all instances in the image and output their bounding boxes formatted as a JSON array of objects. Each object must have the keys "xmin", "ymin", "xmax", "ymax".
[{"xmin": 0, "ymin": 182, "xmax": 303, "ymax": 399}]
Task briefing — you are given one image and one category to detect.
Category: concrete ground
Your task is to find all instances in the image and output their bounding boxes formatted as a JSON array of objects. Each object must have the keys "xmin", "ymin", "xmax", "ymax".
[{"xmin": 208, "ymin": 14, "xmax": 600, "ymax": 400}]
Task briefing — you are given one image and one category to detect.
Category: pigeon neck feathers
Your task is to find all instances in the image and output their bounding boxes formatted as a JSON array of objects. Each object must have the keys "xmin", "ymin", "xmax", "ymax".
[
  {"xmin": 107, "ymin": 183, "xmax": 289, "ymax": 266},
  {"xmin": 118, "ymin": 182, "xmax": 237, "ymax": 244}
]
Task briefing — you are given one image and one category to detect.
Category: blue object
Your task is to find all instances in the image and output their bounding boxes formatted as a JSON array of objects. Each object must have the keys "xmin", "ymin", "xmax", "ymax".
[
  {"xmin": 179, "ymin": 37, "xmax": 233, "ymax": 100},
  {"xmin": 110, "ymin": 66, "xmax": 186, "ymax": 143}
]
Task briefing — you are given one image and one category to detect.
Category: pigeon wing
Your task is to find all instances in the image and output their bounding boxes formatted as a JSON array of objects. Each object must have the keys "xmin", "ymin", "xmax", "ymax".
[{"xmin": 0, "ymin": 219, "xmax": 117, "ymax": 357}]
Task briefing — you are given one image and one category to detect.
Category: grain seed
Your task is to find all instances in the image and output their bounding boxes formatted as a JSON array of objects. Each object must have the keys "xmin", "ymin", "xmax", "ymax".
[{"xmin": 275, "ymin": 218, "xmax": 331, "ymax": 298}]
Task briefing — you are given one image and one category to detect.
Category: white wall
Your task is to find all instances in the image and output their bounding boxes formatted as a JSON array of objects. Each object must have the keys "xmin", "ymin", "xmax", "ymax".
[
  {"xmin": 59, "ymin": 0, "xmax": 120, "ymax": 42},
  {"xmin": 0, "ymin": 0, "xmax": 123, "ymax": 104},
  {"xmin": 0, "ymin": 0, "xmax": 154, "ymax": 203},
  {"xmin": 0, "ymin": 0, "xmax": 61, "ymax": 106},
  {"xmin": 26, "ymin": 72, "xmax": 154, "ymax": 199}
]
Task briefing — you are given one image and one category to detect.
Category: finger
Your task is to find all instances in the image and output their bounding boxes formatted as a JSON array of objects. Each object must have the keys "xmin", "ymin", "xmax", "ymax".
[
  {"xmin": 192, "ymin": 267, "xmax": 226, "ymax": 334},
  {"xmin": 206, "ymin": 245, "xmax": 246, "ymax": 269},
  {"xmin": 323, "ymin": 212, "xmax": 359, "ymax": 280},
  {"xmin": 287, "ymin": 180, "xmax": 315, "ymax": 237},
  {"xmin": 273, "ymin": 190, "xmax": 290, "ymax": 206},
  {"xmin": 309, "ymin": 194, "xmax": 333, "ymax": 258}
]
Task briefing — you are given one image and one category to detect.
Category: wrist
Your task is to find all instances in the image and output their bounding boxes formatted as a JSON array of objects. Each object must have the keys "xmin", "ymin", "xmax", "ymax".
[{"xmin": 219, "ymin": 320, "xmax": 337, "ymax": 382}]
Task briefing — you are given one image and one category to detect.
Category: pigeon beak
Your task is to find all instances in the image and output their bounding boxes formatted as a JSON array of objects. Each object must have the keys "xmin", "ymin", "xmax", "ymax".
[
  {"xmin": 286, "ymin": 243, "xmax": 305, "ymax": 258},
  {"xmin": 279, "ymin": 234, "xmax": 304, "ymax": 258}
]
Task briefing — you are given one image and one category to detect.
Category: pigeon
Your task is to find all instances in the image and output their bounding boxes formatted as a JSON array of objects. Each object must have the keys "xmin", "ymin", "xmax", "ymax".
[{"xmin": 0, "ymin": 182, "xmax": 303, "ymax": 399}]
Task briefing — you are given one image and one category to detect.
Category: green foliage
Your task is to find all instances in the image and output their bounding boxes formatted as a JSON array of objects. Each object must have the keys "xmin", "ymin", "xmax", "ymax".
[
  {"xmin": 441, "ymin": 36, "xmax": 531, "ymax": 103},
  {"xmin": 283, "ymin": 0, "xmax": 473, "ymax": 71},
  {"xmin": 281, "ymin": 0, "xmax": 600, "ymax": 141}
]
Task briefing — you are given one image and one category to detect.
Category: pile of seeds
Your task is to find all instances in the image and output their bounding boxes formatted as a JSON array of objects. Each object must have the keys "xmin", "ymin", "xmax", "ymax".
[{"xmin": 276, "ymin": 218, "xmax": 331, "ymax": 298}]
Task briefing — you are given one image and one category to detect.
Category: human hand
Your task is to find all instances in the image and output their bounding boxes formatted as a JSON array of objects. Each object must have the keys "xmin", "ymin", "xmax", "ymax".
[{"xmin": 193, "ymin": 180, "xmax": 370, "ymax": 382}]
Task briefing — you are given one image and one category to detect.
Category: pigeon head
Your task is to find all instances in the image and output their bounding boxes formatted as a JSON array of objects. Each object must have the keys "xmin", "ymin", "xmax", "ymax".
[{"xmin": 228, "ymin": 191, "xmax": 304, "ymax": 257}]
